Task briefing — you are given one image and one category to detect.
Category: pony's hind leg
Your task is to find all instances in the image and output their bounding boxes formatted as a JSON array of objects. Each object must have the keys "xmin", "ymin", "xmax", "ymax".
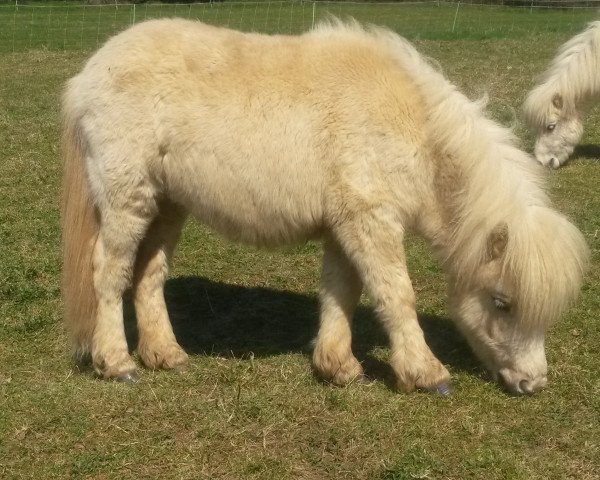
[
  {"xmin": 313, "ymin": 238, "xmax": 364, "ymax": 385},
  {"xmin": 92, "ymin": 206, "xmax": 155, "ymax": 381},
  {"xmin": 133, "ymin": 201, "xmax": 189, "ymax": 371},
  {"xmin": 333, "ymin": 212, "xmax": 451, "ymax": 394}
]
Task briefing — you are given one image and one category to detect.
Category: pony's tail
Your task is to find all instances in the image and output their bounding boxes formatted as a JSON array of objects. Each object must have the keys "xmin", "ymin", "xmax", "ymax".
[{"xmin": 61, "ymin": 108, "xmax": 99, "ymax": 364}]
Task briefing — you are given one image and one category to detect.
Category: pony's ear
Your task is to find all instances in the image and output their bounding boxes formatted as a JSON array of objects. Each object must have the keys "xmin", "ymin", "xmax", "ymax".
[
  {"xmin": 552, "ymin": 93, "xmax": 563, "ymax": 110},
  {"xmin": 487, "ymin": 222, "xmax": 508, "ymax": 260}
]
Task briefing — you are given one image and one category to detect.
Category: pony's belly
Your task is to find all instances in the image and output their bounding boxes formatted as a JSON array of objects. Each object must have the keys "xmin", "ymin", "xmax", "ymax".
[
  {"xmin": 189, "ymin": 203, "xmax": 323, "ymax": 247},
  {"xmin": 163, "ymin": 156, "xmax": 325, "ymax": 247}
]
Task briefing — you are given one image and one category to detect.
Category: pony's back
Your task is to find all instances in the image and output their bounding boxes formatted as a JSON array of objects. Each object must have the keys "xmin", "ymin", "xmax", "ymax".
[{"xmin": 64, "ymin": 19, "xmax": 436, "ymax": 246}]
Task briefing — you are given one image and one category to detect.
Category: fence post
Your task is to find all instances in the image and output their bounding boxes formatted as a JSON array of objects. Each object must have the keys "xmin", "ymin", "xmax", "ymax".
[
  {"xmin": 312, "ymin": 2, "xmax": 316, "ymax": 30},
  {"xmin": 452, "ymin": 1, "xmax": 461, "ymax": 33},
  {"xmin": 132, "ymin": 3, "xmax": 136, "ymax": 25}
]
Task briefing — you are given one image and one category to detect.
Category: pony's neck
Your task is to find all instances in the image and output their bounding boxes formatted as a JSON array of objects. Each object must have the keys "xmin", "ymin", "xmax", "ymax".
[
  {"xmin": 415, "ymin": 143, "xmax": 540, "ymax": 282},
  {"xmin": 414, "ymin": 153, "xmax": 471, "ymax": 271},
  {"xmin": 371, "ymin": 25, "xmax": 545, "ymax": 275}
]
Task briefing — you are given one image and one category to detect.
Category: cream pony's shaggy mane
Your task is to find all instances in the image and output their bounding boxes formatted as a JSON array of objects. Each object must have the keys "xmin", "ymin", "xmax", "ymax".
[
  {"xmin": 313, "ymin": 21, "xmax": 588, "ymax": 330},
  {"xmin": 523, "ymin": 21, "xmax": 600, "ymax": 129}
]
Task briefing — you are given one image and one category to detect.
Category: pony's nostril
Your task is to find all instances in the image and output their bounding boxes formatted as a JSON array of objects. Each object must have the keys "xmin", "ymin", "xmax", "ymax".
[
  {"xmin": 519, "ymin": 379, "xmax": 534, "ymax": 395},
  {"xmin": 498, "ymin": 369, "xmax": 543, "ymax": 395},
  {"xmin": 550, "ymin": 157, "xmax": 560, "ymax": 169}
]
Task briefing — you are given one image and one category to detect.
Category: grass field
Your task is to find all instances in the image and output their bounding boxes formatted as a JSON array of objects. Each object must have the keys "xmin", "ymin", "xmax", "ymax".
[
  {"xmin": 1, "ymin": 2, "xmax": 599, "ymax": 479},
  {"xmin": 0, "ymin": 0, "xmax": 598, "ymax": 52}
]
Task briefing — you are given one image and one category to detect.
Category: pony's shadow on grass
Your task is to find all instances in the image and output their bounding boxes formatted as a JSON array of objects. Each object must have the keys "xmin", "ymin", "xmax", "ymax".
[
  {"xmin": 573, "ymin": 144, "xmax": 600, "ymax": 160},
  {"xmin": 125, "ymin": 276, "xmax": 481, "ymax": 388}
]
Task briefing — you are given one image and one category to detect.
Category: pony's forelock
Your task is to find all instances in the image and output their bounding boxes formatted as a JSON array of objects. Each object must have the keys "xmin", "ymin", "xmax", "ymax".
[
  {"xmin": 523, "ymin": 81, "xmax": 566, "ymax": 130},
  {"xmin": 505, "ymin": 207, "xmax": 589, "ymax": 331}
]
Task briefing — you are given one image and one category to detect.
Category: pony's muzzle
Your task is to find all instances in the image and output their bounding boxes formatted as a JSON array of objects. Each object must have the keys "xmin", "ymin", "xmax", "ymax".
[{"xmin": 498, "ymin": 368, "xmax": 548, "ymax": 395}]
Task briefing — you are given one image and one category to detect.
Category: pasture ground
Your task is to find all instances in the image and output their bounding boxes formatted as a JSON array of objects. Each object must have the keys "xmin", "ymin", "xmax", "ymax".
[{"xmin": 1, "ymin": 3, "xmax": 599, "ymax": 479}]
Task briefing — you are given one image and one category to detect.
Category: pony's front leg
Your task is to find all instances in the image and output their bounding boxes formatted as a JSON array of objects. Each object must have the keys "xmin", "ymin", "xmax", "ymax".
[
  {"xmin": 335, "ymin": 216, "xmax": 451, "ymax": 394},
  {"xmin": 133, "ymin": 203, "xmax": 189, "ymax": 371},
  {"xmin": 313, "ymin": 238, "xmax": 364, "ymax": 385}
]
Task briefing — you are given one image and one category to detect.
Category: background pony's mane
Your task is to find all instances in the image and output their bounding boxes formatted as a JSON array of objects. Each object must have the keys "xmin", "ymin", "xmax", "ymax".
[
  {"xmin": 523, "ymin": 21, "xmax": 600, "ymax": 129},
  {"xmin": 312, "ymin": 21, "xmax": 588, "ymax": 330}
]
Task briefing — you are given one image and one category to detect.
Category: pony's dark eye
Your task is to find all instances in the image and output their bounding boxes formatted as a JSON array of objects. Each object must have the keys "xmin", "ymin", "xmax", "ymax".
[
  {"xmin": 546, "ymin": 123, "xmax": 556, "ymax": 132},
  {"xmin": 492, "ymin": 297, "xmax": 511, "ymax": 311}
]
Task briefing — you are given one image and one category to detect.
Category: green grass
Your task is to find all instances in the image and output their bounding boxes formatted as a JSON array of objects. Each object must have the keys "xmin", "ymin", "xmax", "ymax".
[
  {"xmin": 0, "ymin": 1, "xmax": 598, "ymax": 52},
  {"xmin": 1, "ymin": 3, "xmax": 600, "ymax": 479}
]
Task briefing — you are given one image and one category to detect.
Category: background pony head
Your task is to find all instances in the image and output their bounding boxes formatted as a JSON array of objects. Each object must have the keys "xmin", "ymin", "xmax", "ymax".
[
  {"xmin": 524, "ymin": 88, "xmax": 583, "ymax": 168},
  {"xmin": 524, "ymin": 21, "xmax": 600, "ymax": 168}
]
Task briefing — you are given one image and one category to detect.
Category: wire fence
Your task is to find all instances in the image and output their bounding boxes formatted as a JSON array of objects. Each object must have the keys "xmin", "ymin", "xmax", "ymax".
[{"xmin": 0, "ymin": 1, "xmax": 598, "ymax": 53}]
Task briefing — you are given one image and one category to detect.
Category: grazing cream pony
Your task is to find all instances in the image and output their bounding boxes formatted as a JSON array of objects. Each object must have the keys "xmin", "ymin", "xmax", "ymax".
[
  {"xmin": 524, "ymin": 21, "xmax": 600, "ymax": 168},
  {"xmin": 62, "ymin": 19, "xmax": 588, "ymax": 395}
]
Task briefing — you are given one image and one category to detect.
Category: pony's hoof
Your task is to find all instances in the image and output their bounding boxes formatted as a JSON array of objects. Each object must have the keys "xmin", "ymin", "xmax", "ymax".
[
  {"xmin": 354, "ymin": 374, "xmax": 374, "ymax": 385},
  {"xmin": 114, "ymin": 371, "xmax": 139, "ymax": 383},
  {"xmin": 426, "ymin": 382, "xmax": 453, "ymax": 396},
  {"xmin": 138, "ymin": 341, "xmax": 189, "ymax": 372},
  {"xmin": 171, "ymin": 363, "xmax": 189, "ymax": 374},
  {"xmin": 312, "ymin": 346, "xmax": 364, "ymax": 387}
]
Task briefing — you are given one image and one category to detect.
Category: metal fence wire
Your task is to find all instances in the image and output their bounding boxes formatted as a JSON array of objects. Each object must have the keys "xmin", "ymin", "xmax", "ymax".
[{"xmin": 0, "ymin": 1, "xmax": 598, "ymax": 53}]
